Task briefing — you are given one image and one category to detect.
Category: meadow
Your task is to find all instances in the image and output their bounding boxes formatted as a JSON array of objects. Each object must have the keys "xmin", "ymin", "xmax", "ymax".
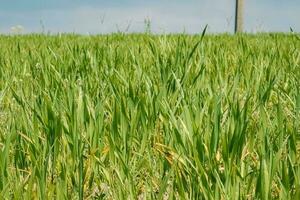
[{"xmin": 0, "ymin": 32, "xmax": 299, "ymax": 199}]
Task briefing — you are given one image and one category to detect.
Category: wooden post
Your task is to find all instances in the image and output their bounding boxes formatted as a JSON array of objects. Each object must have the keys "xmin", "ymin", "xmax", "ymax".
[{"xmin": 235, "ymin": 0, "xmax": 244, "ymax": 33}]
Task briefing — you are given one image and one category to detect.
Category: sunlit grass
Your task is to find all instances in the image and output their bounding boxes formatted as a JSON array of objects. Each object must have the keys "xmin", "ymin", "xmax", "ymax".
[{"xmin": 0, "ymin": 32, "xmax": 299, "ymax": 199}]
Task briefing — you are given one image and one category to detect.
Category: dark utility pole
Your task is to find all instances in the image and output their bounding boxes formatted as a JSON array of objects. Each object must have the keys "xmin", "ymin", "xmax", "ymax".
[{"xmin": 235, "ymin": 0, "xmax": 244, "ymax": 33}]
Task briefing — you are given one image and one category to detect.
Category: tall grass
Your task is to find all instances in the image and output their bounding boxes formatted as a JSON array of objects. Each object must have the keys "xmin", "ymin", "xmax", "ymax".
[{"xmin": 0, "ymin": 32, "xmax": 299, "ymax": 199}]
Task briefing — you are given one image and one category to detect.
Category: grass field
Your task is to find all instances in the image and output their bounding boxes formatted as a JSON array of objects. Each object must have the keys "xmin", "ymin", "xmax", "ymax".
[{"xmin": 0, "ymin": 32, "xmax": 299, "ymax": 199}]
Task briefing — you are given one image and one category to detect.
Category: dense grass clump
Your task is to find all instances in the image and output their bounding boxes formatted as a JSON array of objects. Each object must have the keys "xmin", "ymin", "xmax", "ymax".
[{"xmin": 0, "ymin": 33, "xmax": 299, "ymax": 199}]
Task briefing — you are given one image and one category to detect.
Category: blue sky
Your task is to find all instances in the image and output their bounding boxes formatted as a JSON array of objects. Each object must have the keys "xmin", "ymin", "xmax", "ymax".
[{"xmin": 0, "ymin": 0, "xmax": 299, "ymax": 34}]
